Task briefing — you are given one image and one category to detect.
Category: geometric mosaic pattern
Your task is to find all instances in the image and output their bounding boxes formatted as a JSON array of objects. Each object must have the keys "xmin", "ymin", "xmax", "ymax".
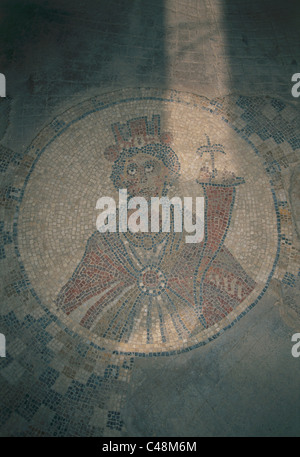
[{"xmin": 1, "ymin": 88, "xmax": 299, "ymax": 436}]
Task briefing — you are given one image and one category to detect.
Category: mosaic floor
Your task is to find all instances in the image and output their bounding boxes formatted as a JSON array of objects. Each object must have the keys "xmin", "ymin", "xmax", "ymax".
[
  {"xmin": 15, "ymin": 88, "xmax": 287, "ymax": 354},
  {"xmin": 1, "ymin": 86, "xmax": 299, "ymax": 436}
]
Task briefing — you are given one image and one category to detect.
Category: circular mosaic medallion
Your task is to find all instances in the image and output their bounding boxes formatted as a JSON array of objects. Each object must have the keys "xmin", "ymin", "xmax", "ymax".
[
  {"xmin": 16, "ymin": 88, "xmax": 281, "ymax": 355},
  {"xmin": 138, "ymin": 267, "xmax": 167, "ymax": 296}
]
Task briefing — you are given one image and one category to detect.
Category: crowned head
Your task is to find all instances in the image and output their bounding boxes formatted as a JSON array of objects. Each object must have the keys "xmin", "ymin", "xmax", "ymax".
[{"xmin": 104, "ymin": 116, "xmax": 180, "ymax": 200}]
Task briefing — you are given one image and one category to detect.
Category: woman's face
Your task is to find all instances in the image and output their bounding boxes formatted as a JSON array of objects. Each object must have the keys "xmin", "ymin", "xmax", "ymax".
[{"xmin": 119, "ymin": 153, "xmax": 169, "ymax": 200}]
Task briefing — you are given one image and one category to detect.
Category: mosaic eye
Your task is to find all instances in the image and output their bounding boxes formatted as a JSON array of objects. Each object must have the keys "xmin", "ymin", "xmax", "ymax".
[
  {"xmin": 144, "ymin": 162, "xmax": 155, "ymax": 173},
  {"xmin": 127, "ymin": 164, "xmax": 137, "ymax": 176}
]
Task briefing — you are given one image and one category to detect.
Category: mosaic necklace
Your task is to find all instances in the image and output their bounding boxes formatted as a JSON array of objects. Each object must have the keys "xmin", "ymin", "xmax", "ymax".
[{"xmin": 121, "ymin": 229, "xmax": 169, "ymax": 250}]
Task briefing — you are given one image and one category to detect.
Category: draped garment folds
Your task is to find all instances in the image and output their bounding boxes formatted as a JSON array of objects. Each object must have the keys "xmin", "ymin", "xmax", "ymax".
[{"xmin": 56, "ymin": 183, "xmax": 256, "ymax": 343}]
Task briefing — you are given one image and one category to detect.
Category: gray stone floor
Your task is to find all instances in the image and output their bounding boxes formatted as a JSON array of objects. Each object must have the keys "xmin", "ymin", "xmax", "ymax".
[{"xmin": 0, "ymin": 0, "xmax": 299, "ymax": 437}]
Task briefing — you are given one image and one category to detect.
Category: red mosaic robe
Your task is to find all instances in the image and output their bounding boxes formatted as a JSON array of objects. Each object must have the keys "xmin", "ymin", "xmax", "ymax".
[{"xmin": 56, "ymin": 184, "xmax": 256, "ymax": 341}]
